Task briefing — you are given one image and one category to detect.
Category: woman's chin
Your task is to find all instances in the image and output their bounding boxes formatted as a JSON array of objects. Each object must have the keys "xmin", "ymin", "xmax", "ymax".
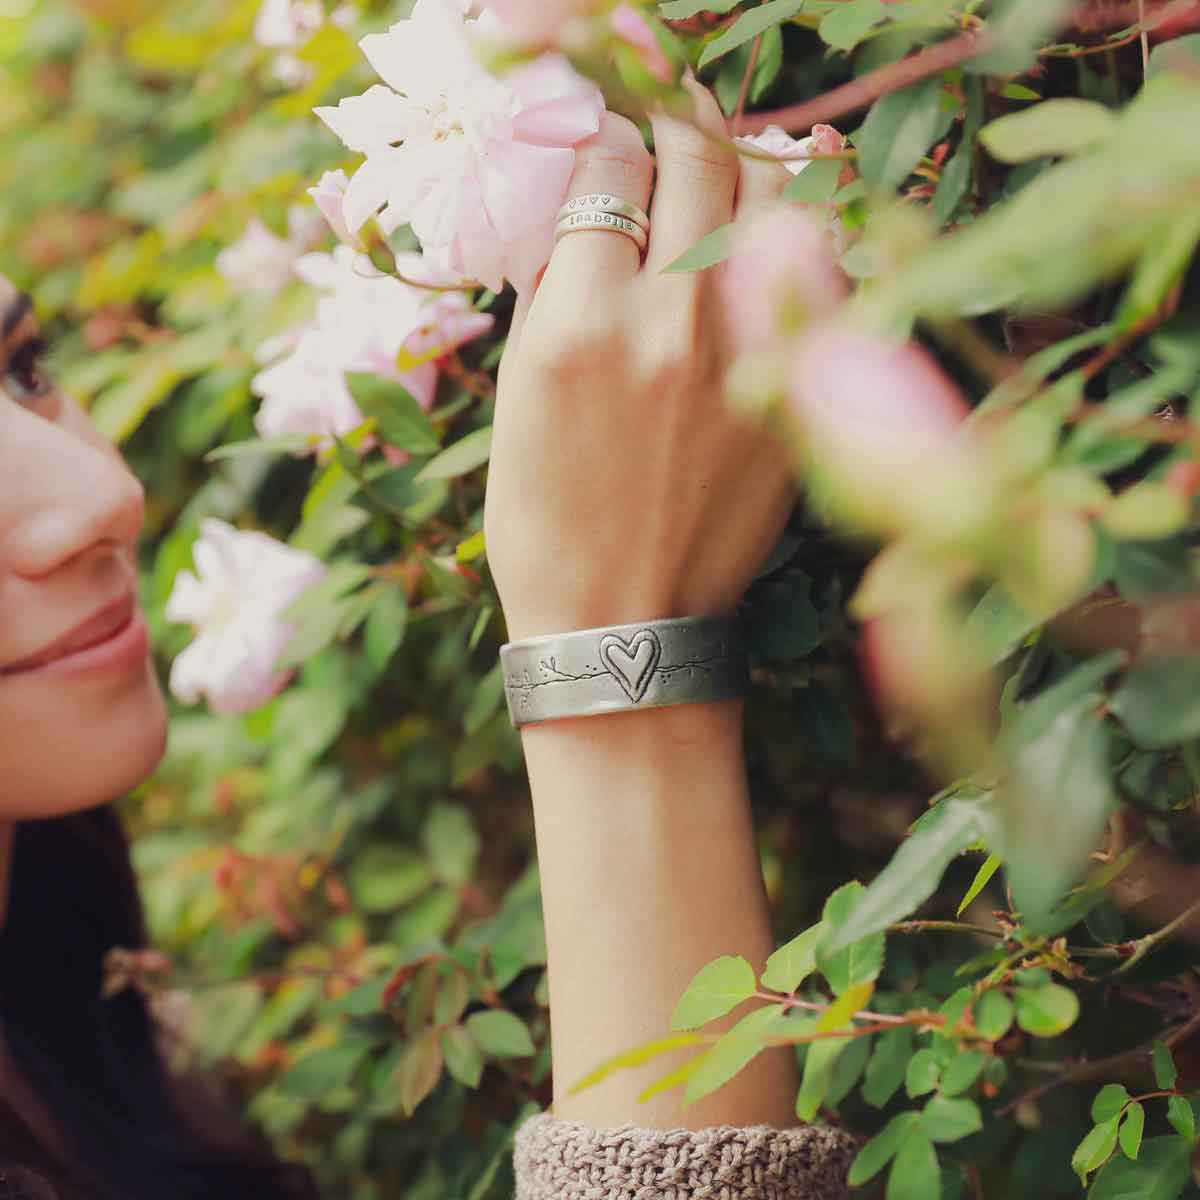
[{"xmin": 0, "ymin": 661, "xmax": 169, "ymax": 820}]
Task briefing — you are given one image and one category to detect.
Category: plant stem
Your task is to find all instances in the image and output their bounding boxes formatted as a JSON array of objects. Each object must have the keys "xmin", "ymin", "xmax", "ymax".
[
  {"xmin": 733, "ymin": 34, "xmax": 763, "ymax": 134},
  {"xmin": 739, "ymin": 31, "xmax": 999, "ymax": 136},
  {"xmin": 1114, "ymin": 895, "xmax": 1200, "ymax": 975}
]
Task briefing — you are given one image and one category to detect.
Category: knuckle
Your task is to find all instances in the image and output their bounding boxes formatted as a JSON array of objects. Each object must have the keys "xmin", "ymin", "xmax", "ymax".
[
  {"xmin": 659, "ymin": 128, "xmax": 738, "ymax": 185},
  {"xmin": 573, "ymin": 144, "xmax": 653, "ymax": 195}
]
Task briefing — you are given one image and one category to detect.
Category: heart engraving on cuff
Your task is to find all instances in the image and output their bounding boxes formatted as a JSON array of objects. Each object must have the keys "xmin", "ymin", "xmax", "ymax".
[{"xmin": 599, "ymin": 629, "xmax": 662, "ymax": 703}]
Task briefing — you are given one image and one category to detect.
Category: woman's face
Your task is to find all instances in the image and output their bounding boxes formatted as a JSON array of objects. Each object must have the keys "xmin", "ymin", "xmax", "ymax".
[{"xmin": 0, "ymin": 275, "xmax": 167, "ymax": 818}]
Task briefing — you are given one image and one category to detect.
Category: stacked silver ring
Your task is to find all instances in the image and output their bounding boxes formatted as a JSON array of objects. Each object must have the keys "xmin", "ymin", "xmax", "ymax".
[{"xmin": 554, "ymin": 193, "xmax": 650, "ymax": 254}]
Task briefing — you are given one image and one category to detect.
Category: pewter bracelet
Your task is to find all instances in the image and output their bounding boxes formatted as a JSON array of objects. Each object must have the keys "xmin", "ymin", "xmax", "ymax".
[{"xmin": 500, "ymin": 616, "xmax": 748, "ymax": 728}]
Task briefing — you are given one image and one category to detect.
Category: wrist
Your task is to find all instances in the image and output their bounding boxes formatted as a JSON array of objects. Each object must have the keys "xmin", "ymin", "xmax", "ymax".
[{"xmin": 521, "ymin": 697, "xmax": 745, "ymax": 758}]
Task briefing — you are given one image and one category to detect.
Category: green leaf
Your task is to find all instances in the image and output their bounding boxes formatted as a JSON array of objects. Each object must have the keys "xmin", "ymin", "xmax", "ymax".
[
  {"xmin": 1013, "ymin": 983, "xmax": 1080, "ymax": 1037},
  {"xmin": 569, "ymin": 1033, "xmax": 705, "ymax": 1096},
  {"xmin": 972, "ymin": 990, "xmax": 1014, "ymax": 1041},
  {"xmin": 941, "ymin": 1050, "xmax": 988, "ymax": 1098},
  {"xmin": 414, "ymin": 426, "xmax": 492, "ymax": 482},
  {"xmin": 1114, "ymin": 209, "xmax": 1200, "ymax": 333},
  {"xmin": 934, "ymin": 77, "xmax": 984, "ymax": 224},
  {"xmin": 862, "ymin": 1026, "xmax": 913, "ymax": 1108},
  {"xmin": 466, "ymin": 1010, "xmax": 535, "ymax": 1059},
  {"xmin": 464, "ymin": 660, "xmax": 506, "ymax": 735},
  {"xmin": 1167, "ymin": 1096, "xmax": 1195, "ymax": 1144},
  {"xmin": 1000, "ymin": 83, "xmax": 1042, "ymax": 100},
  {"xmin": 1121, "ymin": 1102, "xmax": 1145, "ymax": 1161},
  {"xmin": 659, "ymin": 0, "xmax": 739, "ymax": 15},
  {"xmin": 1089, "ymin": 1135, "xmax": 1192, "ymax": 1199},
  {"xmin": 819, "ymin": 0, "xmax": 886, "ymax": 50},
  {"xmin": 887, "ymin": 1133, "xmax": 941, "ymax": 1200},
  {"xmin": 1153, "ymin": 1042, "xmax": 1179, "ymax": 1090},
  {"xmin": 848, "ymin": 1111, "xmax": 920, "ymax": 1187},
  {"xmin": 920, "ymin": 1095, "xmax": 982, "ymax": 1144},
  {"xmin": 396, "ymin": 1029, "xmax": 444, "ymax": 1116},
  {"xmin": 794, "ymin": 1020, "xmax": 852, "ymax": 1120},
  {"xmin": 1148, "ymin": 33, "xmax": 1200, "ymax": 79},
  {"xmin": 663, "ymin": 222, "xmax": 734, "ymax": 273},
  {"xmin": 821, "ymin": 794, "xmax": 994, "ymax": 954},
  {"xmin": 364, "ymin": 586, "xmax": 407, "ymax": 671},
  {"xmin": 906, "ymin": 1048, "xmax": 941, "ymax": 1098},
  {"xmin": 783, "ymin": 156, "xmax": 843, "ymax": 205},
  {"xmin": 1111, "ymin": 658, "xmax": 1200, "ymax": 750},
  {"xmin": 762, "ymin": 924, "xmax": 824, "ymax": 994},
  {"xmin": 686, "ymin": 1006, "xmax": 788, "ymax": 1105},
  {"xmin": 441, "ymin": 1025, "xmax": 484, "ymax": 1089},
  {"xmin": 814, "ymin": 885, "xmax": 885, "ymax": 997},
  {"xmin": 743, "ymin": 569, "xmax": 820, "ymax": 661},
  {"xmin": 980, "ymin": 99, "xmax": 1116, "ymax": 164},
  {"xmin": 422, "ymin": 803, "xmax": 481, "ymax": 888},
  {"xmin": 349, "ymin": 845, "xmax": 432, "ymax": 912},
  {"xmin": 957, "ymin": 854, "xmax": 1002, "ymax": 916},
  {"xmin": 999, "ymin": 696, "xmax": 1115, "ymax": 925},
  {"xmin": 670, "ymin": 955, "xmax": 758, "ymax": 1030},
  {"xmin": 1103, "ymin": 482, "xmax": 1190, "ymax": 541},
  {"xmin": 280, "ymin": 1041, "xmax": 371, "ymax": 1099},
  {"xmin": 857, "ymin": 76, "xmax": 956, "ymax": 191},
  {"xmin": 1073, "ymin": 1116, "xmax": 1121, "ymax": 1184},
  {"xmin": 697, "ymin": 0, "xmax": 806, "ymax": 69},
  {"xmin": 206, "ymin": 433, "xmax": 316, "ymax": 460},
  {"xmin": 826, "ymin": 1030, "xmax": 872, "ymax": 1107},
  {"xmin": 1093, "ymin": 1084, "xmax": 1131, "ymax": 1123},
  {"xmin": 347, "ymin": 374, "xmax": 439, "ymax": 454}
]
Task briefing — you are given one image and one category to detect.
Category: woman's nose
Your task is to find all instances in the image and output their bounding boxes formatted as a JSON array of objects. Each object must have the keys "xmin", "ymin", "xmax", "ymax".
[{"xmin": 3, "ymin": 417, "xmax": 146, "ymax": 581}]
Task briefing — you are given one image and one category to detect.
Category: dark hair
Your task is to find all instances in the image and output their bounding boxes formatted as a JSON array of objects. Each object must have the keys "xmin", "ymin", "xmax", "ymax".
[{"xmin": 0, "ymin": 807, "xmax": 318, "ymax": 1200}]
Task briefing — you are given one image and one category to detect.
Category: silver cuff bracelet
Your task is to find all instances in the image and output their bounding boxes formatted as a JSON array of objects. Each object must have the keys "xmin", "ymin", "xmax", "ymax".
[{"xmin": 500, "ymin": 615, "xmax": 748, "ymax": 728}]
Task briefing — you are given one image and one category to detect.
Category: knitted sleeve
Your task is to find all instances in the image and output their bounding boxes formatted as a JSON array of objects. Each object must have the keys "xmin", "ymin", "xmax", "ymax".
[{"xmin": 512, "ymin": 1113, "xmax": 856, "ymax": 1200}]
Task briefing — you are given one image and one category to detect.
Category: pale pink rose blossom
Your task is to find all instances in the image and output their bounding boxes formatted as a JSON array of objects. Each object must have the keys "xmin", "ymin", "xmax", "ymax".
[
  {"xmin": 790, "ymin": 326, "xmax": 971, "ymax": 537},
  {"xmin": 253, "ymin": 246, "xmax": 493, "ymax": 448},
  {"xmin": 307, "ymin": 169, "xmax": 359, "ymax": 247},
  {"xmin": 166, "ymin": 519, "xmax": 327, "ymax": 715},
  {"xmin": 482, "ymin": 0, "xmax": 594, "ymax": 43},
  {"xmin": 611, "ymin": 4, "xmax": 672, "ymax": 82},
  {"xmin": 719, "ymin": 206, "xmax": 849, "ymax": 355},
  {"xmin": 216, "ymin": 206, "xmax": 325, "ymax": 294},
  {"xmin": 315, "ymin": 0, "xmax": 604, "ymax": 293},
  {"xmin": 738, "ymin": 123, "xmax": 848, "ymax": 177}
]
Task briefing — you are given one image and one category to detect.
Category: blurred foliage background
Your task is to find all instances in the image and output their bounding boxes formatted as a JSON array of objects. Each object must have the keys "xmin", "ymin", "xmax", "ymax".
[{"xmin": 9, "ymin": 0, "xmax": 1200, "ymax": 1197}]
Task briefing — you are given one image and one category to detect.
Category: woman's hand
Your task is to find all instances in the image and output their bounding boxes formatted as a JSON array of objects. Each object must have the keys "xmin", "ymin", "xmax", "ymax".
[
  {"xmin": 483, "ymin": 82, "xmax": 804, "ymax": 1132},
  {"xmin": 486, "ymin": 80, "xmax": 795, "ymax": 643}
]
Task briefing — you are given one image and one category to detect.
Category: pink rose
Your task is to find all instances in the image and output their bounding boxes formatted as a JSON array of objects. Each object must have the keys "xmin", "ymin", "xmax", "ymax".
[
  {"xmin": 483, "ymin": 0, "xmax": 594, "ymax": 43},
  {"xmin": 307, "ymin": 169, "xmax": 358, "ymax": 248},
  {"xmin": 790, "ymin": 326, "xmax": 972, "ymax": 538},
  {"xmin": 166, "ymin": 519, "xmax": 327, "ymax": 715},
  {"xmin": 315, "ymin": 0, "xmax": 604, "ymax": 294},
  {"xmin": 611, "ymin": 4, "xmax": 673, "ymax": 83},
  {"xmin": 719, "ymin": 206, "xmax": 849, "ymax": 355},
  {"xmin": 252, "ymin": 247, "xmax": 493, "ymax": 449}
]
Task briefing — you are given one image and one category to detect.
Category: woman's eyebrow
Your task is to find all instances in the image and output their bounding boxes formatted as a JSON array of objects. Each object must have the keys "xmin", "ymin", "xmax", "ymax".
[{"xmin": 1, "ymin": 292, "xmax": 33, "ymax": 339}]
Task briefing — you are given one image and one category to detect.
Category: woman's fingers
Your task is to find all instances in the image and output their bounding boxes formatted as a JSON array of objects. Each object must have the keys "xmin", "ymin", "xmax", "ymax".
[
  {"xmin": 734, "ymin": 148, "xmax": 792, "ymax": 217},
  {"xmin": 497, "ymin": 291, "xmax": 534, "ymax": 400},
  {"xmin": 644, "ymin": 75, "xmax": 739, "ymax": 275},
  {"xmin": 539, "ymin": 111, "xmax": 655, "ymax": 297}
]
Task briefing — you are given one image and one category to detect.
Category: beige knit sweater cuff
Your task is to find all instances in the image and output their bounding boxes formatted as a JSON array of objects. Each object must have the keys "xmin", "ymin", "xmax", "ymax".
[{"xmin": 513, "ymin": 1113, "xmax": 856, "ymax": 1199}]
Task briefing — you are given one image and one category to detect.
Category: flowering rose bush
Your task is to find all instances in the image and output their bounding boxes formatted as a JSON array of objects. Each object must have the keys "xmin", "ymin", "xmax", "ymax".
[{"xmin": 8, "ymin": 0, "xmax": 1200, "ymax": 1196}]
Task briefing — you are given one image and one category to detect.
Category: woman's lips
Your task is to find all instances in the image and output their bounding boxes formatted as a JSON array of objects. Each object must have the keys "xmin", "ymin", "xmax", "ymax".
[{"xmin": 0, "ymin": 593, "xmax": 149, "ymax": 679}]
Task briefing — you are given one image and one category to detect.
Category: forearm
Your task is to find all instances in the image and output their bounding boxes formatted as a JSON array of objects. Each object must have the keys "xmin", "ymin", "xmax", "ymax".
[{"xmin": 522, "ymin": 699, "xmax": 798, "ymax": 1130}]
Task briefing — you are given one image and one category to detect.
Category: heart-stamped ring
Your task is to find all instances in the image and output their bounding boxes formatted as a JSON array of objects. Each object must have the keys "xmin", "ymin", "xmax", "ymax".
[{"xmin": 599, "ymin": 629, "xmax": 662, "ymax": 703}]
